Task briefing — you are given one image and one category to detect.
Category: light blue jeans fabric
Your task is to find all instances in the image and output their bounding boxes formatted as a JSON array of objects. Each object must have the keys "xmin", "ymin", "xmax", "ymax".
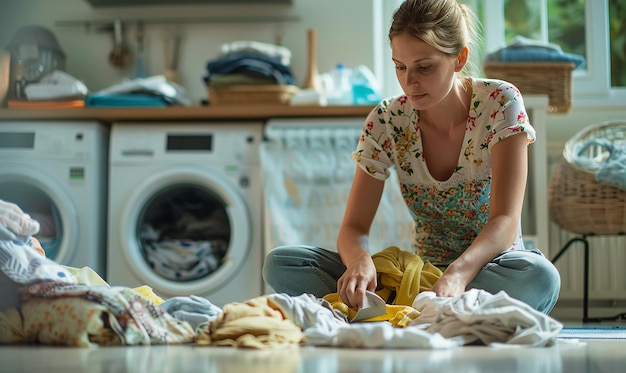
[{"xmin": 262, "ymin": 245, "xmax": 561, "ymax": 314}]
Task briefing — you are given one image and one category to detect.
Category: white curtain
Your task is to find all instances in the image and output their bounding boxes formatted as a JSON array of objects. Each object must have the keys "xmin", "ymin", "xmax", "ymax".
[{"xmin": 261, "ymin": 119, "xmax": 413, "ymax": 254}]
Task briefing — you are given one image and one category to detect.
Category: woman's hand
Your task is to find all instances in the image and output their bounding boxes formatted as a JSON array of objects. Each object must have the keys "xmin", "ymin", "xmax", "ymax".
[
  {"xmin": 430, "ymin": 262, "xmax": 473, "ymax": 298},
  {"xmin": 337, "ymin": 252, "xmax": 377, "ymax": 310}
]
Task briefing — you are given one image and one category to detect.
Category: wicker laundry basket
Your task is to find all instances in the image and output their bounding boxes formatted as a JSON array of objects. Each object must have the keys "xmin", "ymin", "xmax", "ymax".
[
  {"xmin": 483, "ymin": 62, "xmax": 575, "ymax": 113},
  {"xmin": 208, "ymin": 85, "xmax": 299, "ymax": 105},
  {"xmin": 548, "ymin": 121, "xmax": 626, "ymax": 235}
]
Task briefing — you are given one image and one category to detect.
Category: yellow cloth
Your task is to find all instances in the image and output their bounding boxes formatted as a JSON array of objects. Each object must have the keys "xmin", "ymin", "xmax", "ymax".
[
  {"xmin": 324, "ymin": 246, "xmax": 442, "ymax": 326},
  {"xmin": 132, "ymin": 286, "xmax": 165, "ymax": 306},
  {"xmin": 322, "ymin": 292, "xmax": 419, "ymax": 326},
  {"xmin": 63, "ymin": 266, "xmax": 164, "ymax": 305},
  {"xmin": 372, "ymin": 246, "xmax": 442, "ymax": 306},
  {"xmin": 64, "ymin": 266, "xmax": 109, "ymax": 287}
]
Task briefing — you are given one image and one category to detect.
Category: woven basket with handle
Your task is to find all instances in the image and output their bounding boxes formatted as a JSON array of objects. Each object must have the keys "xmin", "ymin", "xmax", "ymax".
[{"xmin": 548, "ymin": 121, "xmax": 626, "ymax": 235}]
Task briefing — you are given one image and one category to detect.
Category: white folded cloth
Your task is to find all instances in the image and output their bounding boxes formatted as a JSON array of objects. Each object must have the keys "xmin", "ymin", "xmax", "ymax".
[{"xmin": 220, "ymin": 40, "xmax": 292, "ymax": 66}]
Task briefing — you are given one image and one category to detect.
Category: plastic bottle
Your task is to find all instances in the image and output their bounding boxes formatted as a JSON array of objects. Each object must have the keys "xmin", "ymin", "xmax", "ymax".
[
  {"xmin": 327, "ymin": 63, "xmax": 353, "ymax": 105},
  {"xmin": 351, "ymin": 65, "xmax": 381, "ymax": 105}
]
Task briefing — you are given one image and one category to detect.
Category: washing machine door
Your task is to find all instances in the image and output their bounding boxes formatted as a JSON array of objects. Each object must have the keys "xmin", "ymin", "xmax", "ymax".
[
  {"xmin": 0, "ymin": 165, "xmax": 79, "ymax": 264},
  {"xmin": 120, "ymin": 167, "xmax": 251, "ymax": 296}
]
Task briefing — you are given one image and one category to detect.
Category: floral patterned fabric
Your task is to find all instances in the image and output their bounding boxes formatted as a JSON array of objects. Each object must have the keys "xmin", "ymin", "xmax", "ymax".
[
  {"xmin": 353, "ymin": 78, "xmax": 536, "ymax": 265},
  {"xmin": 18, "ymin": 282, "xmax": 196, "ymax": 347}
]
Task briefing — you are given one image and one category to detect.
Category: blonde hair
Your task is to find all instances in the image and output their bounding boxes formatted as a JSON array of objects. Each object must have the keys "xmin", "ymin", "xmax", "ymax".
[{"xmin": 389, "ymin": 0, "xmax": 481, "ymax": 75}]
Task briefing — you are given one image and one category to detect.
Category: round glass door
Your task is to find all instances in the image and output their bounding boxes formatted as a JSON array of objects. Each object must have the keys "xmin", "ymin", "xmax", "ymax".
[
  {"xmin": 0, "ymin": 182, "xmax": 62, "ymax": 257},
  {"xmin": 0, "ymin": 168, "xmax": 78, "ymax": 264},
  {"xmin": 120, "ymin": 167, "xmax": 250, "ymax": 295},
  {"xmin": 137, "ymin": 183, "xmax": 231, "ymax": 282}
]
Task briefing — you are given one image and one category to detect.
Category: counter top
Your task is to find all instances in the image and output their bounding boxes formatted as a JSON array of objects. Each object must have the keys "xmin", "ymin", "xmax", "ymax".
[{"xmin": 0, "ymin": 104, "xmax": 375, "ymax": 122}]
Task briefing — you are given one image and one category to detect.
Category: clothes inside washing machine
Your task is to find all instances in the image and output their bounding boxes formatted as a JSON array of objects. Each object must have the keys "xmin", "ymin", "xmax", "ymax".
[{"xmin": 138, "ymin": 184, "xmax": 231, "ymax": 282}]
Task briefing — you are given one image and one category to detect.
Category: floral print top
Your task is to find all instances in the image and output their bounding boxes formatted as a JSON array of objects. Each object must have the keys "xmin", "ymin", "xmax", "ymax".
[{"xmin": 353, "ymin": 78, "xmax": 536, "ymax": 265}]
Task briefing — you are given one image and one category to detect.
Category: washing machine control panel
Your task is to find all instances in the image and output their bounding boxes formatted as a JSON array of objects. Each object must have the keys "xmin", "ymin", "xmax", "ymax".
[
  {"xmin": 0, "ymin": 121, "xmax": 103, "ymax": 161},
  {"xmin": 110, "ymin": 122, "xmax": 263, "ymax": 167}
]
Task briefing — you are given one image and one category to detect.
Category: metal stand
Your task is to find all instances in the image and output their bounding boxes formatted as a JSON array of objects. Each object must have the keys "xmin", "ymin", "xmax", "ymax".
[{"xmin": 551, "ymin": 234, "xmax": 626, "ymax": 323}]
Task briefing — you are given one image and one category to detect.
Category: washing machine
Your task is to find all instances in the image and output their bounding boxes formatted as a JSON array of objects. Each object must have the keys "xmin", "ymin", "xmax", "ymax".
[
  {"xmin": 107, "ymin": 122, "xmax": 264, "ymax": 307},
  {"xmin": 0, "ymin": 120, "xmax": 109, "ymax": 277}
]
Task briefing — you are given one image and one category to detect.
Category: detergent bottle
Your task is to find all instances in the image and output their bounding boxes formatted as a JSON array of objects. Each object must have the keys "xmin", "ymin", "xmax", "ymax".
[
  {"xmin": 350, "ymin": 65, "xmax": 381, "ymax": 105},
  {"xmin": 326, "ymin": 63, "xmax": 353, "ymax": 105}
]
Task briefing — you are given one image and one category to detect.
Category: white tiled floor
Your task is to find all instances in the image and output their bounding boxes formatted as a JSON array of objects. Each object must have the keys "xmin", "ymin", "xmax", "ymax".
[{"xmin": 1, "ymin": 337, "xmax": 625, "ymax": 373}]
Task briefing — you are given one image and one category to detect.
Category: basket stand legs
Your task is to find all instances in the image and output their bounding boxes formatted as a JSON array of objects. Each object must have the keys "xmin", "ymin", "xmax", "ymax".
[{"xmin": 551, "ymin": 235, "xmax": 626, "ymax": 323}]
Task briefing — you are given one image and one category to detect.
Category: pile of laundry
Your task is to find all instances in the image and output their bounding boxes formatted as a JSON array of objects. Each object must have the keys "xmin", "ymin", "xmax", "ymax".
[
  {"xmin": 203, "ymin": 41, "xmax": 296, "ymax": 92},
  {"xmin": 484, "ymin": 35, "xmax": 586, "ymax": 68},
  {"xmin": 0, "ymin": 199, "xmax": 563, "ymax": 349},
  {"xmin": 85, "ymin": 75, "xmax": 192, "ymax": 108},
  {"xmin": 571, "ymin": 137, "xmax": 626, "ymax": 190}
]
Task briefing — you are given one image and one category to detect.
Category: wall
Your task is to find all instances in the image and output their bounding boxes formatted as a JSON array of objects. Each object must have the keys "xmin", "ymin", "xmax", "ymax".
[
  {"xmin": 0, "ymin": 0, "xmax": 624, "ymax": 140},
  {"xmin": 0, "ymin": 0, "xmax": 377, "ymax": 105},
  {"xmin": 547, "ymin": 106, "xmax": 626, "ymax": 143}
]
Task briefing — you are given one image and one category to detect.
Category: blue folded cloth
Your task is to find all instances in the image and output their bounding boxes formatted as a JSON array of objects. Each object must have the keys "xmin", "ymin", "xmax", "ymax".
[
  {"xmin": 85, "ymin": 93, "xmax": 169, "ymax": 107},
  {"xmin": 484, "ymin": 35, "xmax": 586, "ymax": 68},
  {"xmin": 204, "ymin": 52, "xmax": 295, "ymax": 86},
  {"xmin": 487, "ymin": 47, "xmax": 586, "ymax": 68}
]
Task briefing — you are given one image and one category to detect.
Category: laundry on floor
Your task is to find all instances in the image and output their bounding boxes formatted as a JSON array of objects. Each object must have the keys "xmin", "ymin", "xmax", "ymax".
[{"xmin": 0, "ymin": 216, "xmax": 563, "ymax": 349}]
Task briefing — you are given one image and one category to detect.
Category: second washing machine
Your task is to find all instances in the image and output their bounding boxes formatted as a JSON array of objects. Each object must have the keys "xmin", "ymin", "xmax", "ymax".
[
  {"xmin": 0, "ymin": 120, "xmax": 108, "ymax": 276},
  {"xmin": 107, "ymin": 122, "xmax": 264, "ymax": 307}
]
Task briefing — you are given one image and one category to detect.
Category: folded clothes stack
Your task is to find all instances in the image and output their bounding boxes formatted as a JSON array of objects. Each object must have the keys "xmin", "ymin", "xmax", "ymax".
[
  {"xmin": 204, "ymin": 41, "xmax": 295, "ymax": 87},
  {"xmin": 85, "ymin": 75, "xmax": 192, "ymax": 108},
  {"xmin": 484, "ymin": 35, "xmax": 586, "ymax": 68}
]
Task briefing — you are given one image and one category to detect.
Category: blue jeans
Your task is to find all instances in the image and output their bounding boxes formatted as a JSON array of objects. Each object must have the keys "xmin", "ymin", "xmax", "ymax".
[{"xmin": 262, "ymin": 245, "xmax": 561, "ymax": 314}]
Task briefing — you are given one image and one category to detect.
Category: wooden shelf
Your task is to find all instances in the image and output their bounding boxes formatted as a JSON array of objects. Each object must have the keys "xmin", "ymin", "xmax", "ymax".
[{"xmin": 0, "ymin": 105, "xmax": 375, "ymax": 122}]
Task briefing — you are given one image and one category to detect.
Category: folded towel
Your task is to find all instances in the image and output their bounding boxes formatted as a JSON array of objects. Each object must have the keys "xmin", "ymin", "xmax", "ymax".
[
  {"xmin": 220, "ymin": 40, "xmax": 292, "ymax": 66},
  {"xmin": 484, "ymin": 35, "xmax": 586, "ymax": 68},
  {"xmin": 85, "ymin": 93, "xmax": 169, "ymax": 107},
  {"xmin": 487, "ymin": 47, "xmax": 586, "ymax": 67},
  {"xmin": 205, "ymin": 53, "xmax": 295, "ymax": 86}
]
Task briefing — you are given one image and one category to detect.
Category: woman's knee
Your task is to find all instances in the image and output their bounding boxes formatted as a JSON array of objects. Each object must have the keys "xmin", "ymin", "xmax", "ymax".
[
  {"xmin": 262, "ymin": 245, "xmax": 304, "ymax": 282},
  {"xmin": 512, "ymin": 250, "xmax": 560, "ymax": 294},
  {"xmin": 530, "ymin": 255, "xmax": 561, "ymax": 309},
  {"xmin": 470, "ymin": 250, "xmax": 561, "ymax": 313},
  {"xmin": 262, "ymin": 245, "xmax": 344, "ymax": 297}
]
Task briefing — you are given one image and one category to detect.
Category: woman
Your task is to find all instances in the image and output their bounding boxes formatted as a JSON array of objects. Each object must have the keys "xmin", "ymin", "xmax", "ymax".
[{"xmin": 263, "ymin": 0, "xmax": 560, "ymax": 314}]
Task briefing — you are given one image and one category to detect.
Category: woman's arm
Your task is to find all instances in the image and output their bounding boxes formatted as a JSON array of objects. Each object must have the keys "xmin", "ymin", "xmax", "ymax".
[
  {"xmin": 431, "ymin": 131, "xmax": 529, "ymax": 297},
  {"xmin": 336, "ymin": 165, "xmax": 385, "ymax": 309}
]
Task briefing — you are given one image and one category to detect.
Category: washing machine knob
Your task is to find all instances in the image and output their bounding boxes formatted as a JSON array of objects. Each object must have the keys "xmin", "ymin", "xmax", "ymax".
[{"xmin": 239, "ymin": 175, "xmax": 250, "ymax": 188}]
